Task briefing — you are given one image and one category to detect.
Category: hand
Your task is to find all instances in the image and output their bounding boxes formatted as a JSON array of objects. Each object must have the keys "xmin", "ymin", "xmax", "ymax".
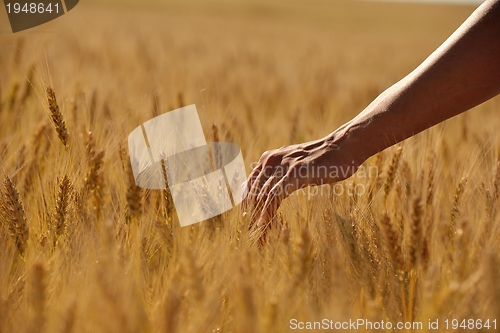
[
  {"xmin": 245, "ymin": 0, "xmax": 500, "ymax": 243},
  {"xmin": 243, "ymin": 133, "xmax": 362, "ymax": 243}
]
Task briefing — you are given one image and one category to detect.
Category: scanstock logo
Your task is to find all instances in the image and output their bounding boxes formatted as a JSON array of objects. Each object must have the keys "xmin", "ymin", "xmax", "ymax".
[
  {"xmin": 3, "ymin": 0, "xmax": 79, "ymax": 33},
  {"xmin": 128, "ymin": 105, "xmax": 248, "ymax": 227}
]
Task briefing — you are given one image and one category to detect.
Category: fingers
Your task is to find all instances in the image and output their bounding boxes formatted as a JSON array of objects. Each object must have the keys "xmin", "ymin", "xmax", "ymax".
[
  {"xmin": 242, "ymin": 151, "xmax": 281, "ymax": 212},
  {"xmin": 243, "ymin": 139, "xmax": 342, "ymax": 244},
  {"xmin": 241, "ymin": 152, "xmax": 269, "ymax": 209},
  {"xmin": 245, "ymin": 163, "xmax": 262, "ymax": 195},
  {"xmin": 242, "ymin": 149, "xmax": 297, "ymax": 244},
  {"xmin": 241, "ymin": 164, "xmax": 262, "ymax": 212},
  {"xmin": 247, "ymin": 150, "xmax": 272, "ymax": 187},
  {"xmin": 249, "ymin": 174, "xmax": 294, "ymax": 244},
  {"xmin": 248, "ymin": 175, "xmax": 280, "ymax": 228},
  {"xmin": 250, "ymin": 157, "xmax": 283, "ymax": 197}
]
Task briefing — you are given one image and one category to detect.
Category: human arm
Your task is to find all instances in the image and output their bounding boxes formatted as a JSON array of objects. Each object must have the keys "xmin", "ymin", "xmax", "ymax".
[{"xmin": 244, "ymin": 0, "xmax": 500, "ymax": 240}]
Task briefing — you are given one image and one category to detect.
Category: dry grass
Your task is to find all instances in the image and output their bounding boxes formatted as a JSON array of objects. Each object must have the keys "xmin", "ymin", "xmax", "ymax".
[{"xmin": 1, "ymin": 0, "xmax": 500, "ymax": 332}]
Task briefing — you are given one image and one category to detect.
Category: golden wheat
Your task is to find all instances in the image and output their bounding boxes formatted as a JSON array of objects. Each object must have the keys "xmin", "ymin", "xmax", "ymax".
[
  {"xmin": 53, "ymin": 175, "xmax": 72, "ymax": 246},
  {"xmin": 0, "ymin": 175, "xmax": 29, "ymax": 256},
  {"xmin": 0, "ymin": 2, "xmax": 498, "ymax": 333},
  {"xmin": 46, "ymin": 86, "xmax": 69, "ymax": 151}
]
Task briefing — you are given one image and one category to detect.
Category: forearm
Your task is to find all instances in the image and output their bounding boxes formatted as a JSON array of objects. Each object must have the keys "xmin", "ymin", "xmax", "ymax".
[
  {"xmin": 246, "ymin": 0, "xmax": 500, "ymax": 238},
  {"xmin": 331, "ymin": 0, "xmax": 500, "ymax": 162}
]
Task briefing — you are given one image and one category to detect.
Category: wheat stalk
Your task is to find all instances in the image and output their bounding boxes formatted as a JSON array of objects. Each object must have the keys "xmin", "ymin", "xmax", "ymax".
[
  {"xmin": 160, "ymin": 158, "xmax": 174, "ymax": 225},
  {"xmin": 379, "ymin": 212, "xmax": 408, "ymax": 320},
  {"xmin": 154, "ymin": 217, "xmax": 174, "ymax": 256},
  {"xmin": 493, "ymin": 161, "xmax": 500, "ymax": 200},
  {"xmin": 380, "ymin": 213, "xmax": 403, "ymax": 273},
  {"xmin": 0, "ymin": 175, "xmax": 29, "ymax": 256},
  {"xmin": 426, "ymin": 157, "xmax": 435, "ymax": 207},
  {"xmin": 383, "ymin": 146, "xmax": 403, "ymax": 202},
  {"xmin": 83, "ymin": 131, "xmax": 105, "ymax": 216},
  {"xmin": 408, "ymin": 196, "xmax": 422, "ymax": 321},
  {"xmin": 125, "ymin": 150, "xmax": 142, "ymax": 223},
  {"xmin": 53, "ymin": 175, "xmax": 72, "ymax": 246},
  {"xmin": 46, "ymin": 86, "xmax": 69, "ymax": 151},
  {"xmin": 409, "ymin": 196, "xmax": 423, "ymax": 268}
]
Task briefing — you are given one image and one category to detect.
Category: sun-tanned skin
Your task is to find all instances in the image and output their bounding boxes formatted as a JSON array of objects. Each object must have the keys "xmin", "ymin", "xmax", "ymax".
[{"xmin": 244, "ymin": 0, "xmax": 500, "ymax": 241}]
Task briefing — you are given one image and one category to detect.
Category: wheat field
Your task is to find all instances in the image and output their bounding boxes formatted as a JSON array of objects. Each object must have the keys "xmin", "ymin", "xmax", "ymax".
[{"xmin": 1, "ymin": 1, "xmax": 500, "ymax": 332}]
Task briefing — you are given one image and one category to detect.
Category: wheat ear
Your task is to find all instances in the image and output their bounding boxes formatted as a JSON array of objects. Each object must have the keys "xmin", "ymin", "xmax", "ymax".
[
  {"xmin": 53, "ymin": 175, "xmax": 72, "ymax": 246},
  {"xmin": 0, "ymin": 175, "xmax": 29, "ymax": 256},
  {"xmin": 383, "ymin": 146, "xmax": 403, "ymax": 202},
  {"xmin": 46, "ymin": 86, "xmax": 69, "ymax": 151}
]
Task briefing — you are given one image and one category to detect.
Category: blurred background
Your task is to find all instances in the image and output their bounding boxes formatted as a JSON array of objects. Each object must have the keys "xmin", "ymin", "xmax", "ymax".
[
  {"xmin": 0, "ymin": 0, "xmax": 481, "ymax": 158},
  {"xmin": 3, "ymin": 2, "xmax": 500, "ymax": 333}
]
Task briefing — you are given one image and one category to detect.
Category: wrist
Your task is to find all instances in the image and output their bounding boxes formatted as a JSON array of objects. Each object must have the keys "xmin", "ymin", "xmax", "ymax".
[{"xmin": 325, "ymin": 121, "xmax": 370, "ymax": 168}]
